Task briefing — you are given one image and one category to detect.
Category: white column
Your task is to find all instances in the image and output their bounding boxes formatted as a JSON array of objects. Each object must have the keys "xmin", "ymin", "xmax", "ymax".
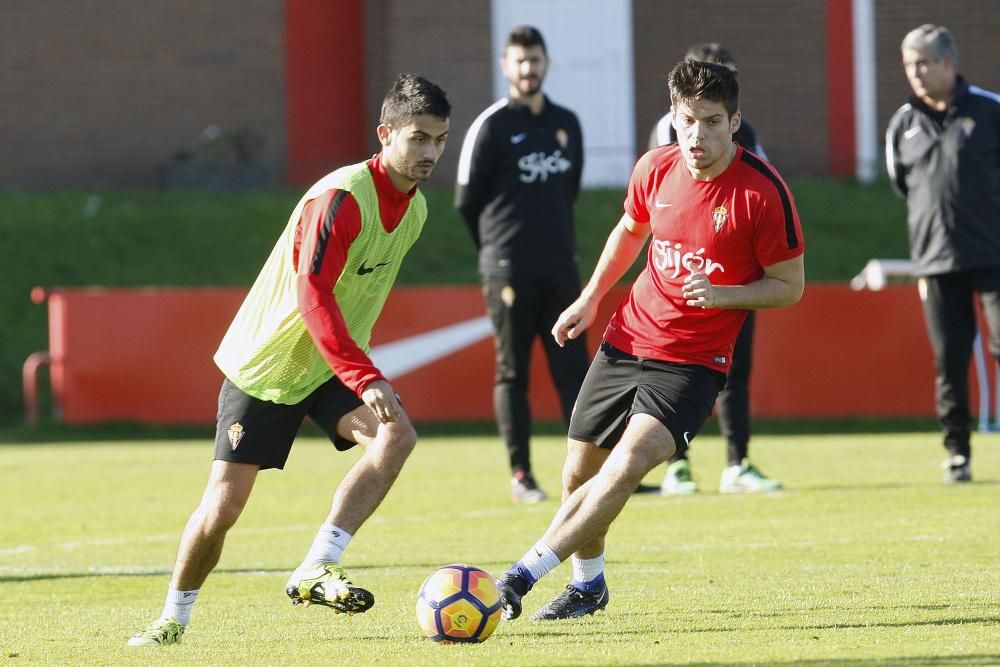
[
  {"xmin": 491, "ymin": 0, "xmax": 636, "ymax": 186},
  {"xmin": 853, "ymin": 0, "xmax": 878, "ymax": 183}
]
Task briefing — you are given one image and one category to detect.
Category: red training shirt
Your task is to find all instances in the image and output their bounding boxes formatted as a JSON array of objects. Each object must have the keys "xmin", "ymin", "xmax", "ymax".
[{"xmin": 604, "ymin": 144, "xmax": 805, "ymax": 372}]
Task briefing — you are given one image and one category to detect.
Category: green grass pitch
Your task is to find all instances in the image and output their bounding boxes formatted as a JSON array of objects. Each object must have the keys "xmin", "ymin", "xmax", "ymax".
[{"xmin": 2, "ymin": 430, "xmax": 999, "ymax": 665}]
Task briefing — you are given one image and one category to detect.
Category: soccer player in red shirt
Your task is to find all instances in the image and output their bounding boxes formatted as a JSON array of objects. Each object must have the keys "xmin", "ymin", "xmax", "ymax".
[{"xmin": 495, "ymin": 58, "xmax": 805, "ymax": 621}]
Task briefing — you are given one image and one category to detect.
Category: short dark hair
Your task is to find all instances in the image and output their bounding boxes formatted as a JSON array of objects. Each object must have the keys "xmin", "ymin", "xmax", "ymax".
[
  {"xmin": 684, "ymin": 42, "xmax": 737, "ymax": 68},
  {"xmin": 505, "ymin": 25, "xmax": 546, "ymax": 54},
  {"xmin": 901, "ymin": 24, "xmax": 958, "ymax": 66},
  {"xmin": 379, "ymin": 73, "xmax": 451, "ymax": 127},
  {"xmin": 668, "ymin": 58, "xmax": 740, "ymax": 117}
]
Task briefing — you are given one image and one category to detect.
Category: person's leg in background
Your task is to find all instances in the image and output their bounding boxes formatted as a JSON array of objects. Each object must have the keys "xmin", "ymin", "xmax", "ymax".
[
  {"xmin": 920, "ymin": 273, "xmax": 977, "ymax": 482},
  {"xmin": 716, "ymin": 313, "xmax": 782, "ymax": 493},
  {"xmin": 485, "ymin": 277, "xmax": 548, "ymax": 502}
]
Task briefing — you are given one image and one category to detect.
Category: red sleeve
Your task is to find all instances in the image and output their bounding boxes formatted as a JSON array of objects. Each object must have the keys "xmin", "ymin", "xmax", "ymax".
[
  {"xmin": 295, "ymin": 189, "xmax": 386, "ymax": 397},
  {"xmin": 624, "ymin": 151, "xmax": 654, "ymax": 224},
  {"xmin": 750, "ymin": 167, "xmax": 805, "ymax": 267}
]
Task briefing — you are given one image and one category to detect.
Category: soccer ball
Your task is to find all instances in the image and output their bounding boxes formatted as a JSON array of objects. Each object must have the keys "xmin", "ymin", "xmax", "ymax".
[{"xmin": 415, "ymin": 563, "xmax": 502, "ymax": 643}]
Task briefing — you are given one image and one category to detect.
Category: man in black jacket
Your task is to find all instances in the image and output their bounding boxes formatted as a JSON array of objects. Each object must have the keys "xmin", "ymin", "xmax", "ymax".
[
  {"xmin": 649, "ymin": 43, "xmax": 782, "ymax": 496},
  {"xmin": 455, "ymin": 25, "xmax": 589, "ymax": 503},
  {"xmin": 886, "ymin": 24, "xmax": 1000, "ymax": 483}
]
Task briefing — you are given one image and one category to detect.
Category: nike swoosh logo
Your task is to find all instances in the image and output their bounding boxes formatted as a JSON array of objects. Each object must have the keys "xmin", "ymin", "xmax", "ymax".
[
  {"xmin": 903, "ymin": 126, "xmax": 921, "ymax": 140},
  {"xmin": 683, "ymin": 432, "xmax": 692, "ymax": 446},
  {"xmin": 370, "ymin": 316, "xmax": 493, "ymax": 378},
  {"xmin": 357, "ymin": 260, "xmax": 390, "ymax": 275},
  {"xmin": 655, "ymin": 202, "xmax": 672, "ymax": 208},
  {"xmin": 510, "ymin": 133, "xmax": 528, "ymax": 144}
]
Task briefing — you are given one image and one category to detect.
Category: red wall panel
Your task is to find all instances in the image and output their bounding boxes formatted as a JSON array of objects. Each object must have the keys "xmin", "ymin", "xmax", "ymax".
[
  {"xmin": 285, "ymin": 0, "xmax": 366, "ymax": 186},
  {"xmin": 37, "ymin": 285, "xmax": 990, "ymax": 424}
]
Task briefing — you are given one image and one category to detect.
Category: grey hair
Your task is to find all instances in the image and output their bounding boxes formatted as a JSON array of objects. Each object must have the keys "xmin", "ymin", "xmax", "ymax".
[{"xmin": 901, "ymin": 24, "xmax": 958, "ymax": 67}]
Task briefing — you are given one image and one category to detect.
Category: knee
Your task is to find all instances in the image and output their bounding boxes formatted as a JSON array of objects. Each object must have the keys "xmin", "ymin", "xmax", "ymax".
[
  {"xmin": 614, "ymin": 442, "xmax": 671, "ymax": 483},
  {"xmin": 372, "ymin": 421, "xmax": 417, "ymax": 468},
  {"xmin": 394, "ymin": 422, "xmax": 418, "ymax": 456},
  {"xmin": 196, "ymin": 497, "xmax": 243, "ymax": 534},
  {"xmin": 562, "ymin": 466, "xmax": 592, "ymax": 494}
]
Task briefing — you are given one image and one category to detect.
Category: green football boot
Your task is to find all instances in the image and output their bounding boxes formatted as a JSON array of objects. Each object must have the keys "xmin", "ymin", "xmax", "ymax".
[
  {"xmin": 719, "ymin": 458, "xmax": 783, "ymax": 493},
  {"xmin": 286, "ymin": 562, "xmax": 375, "ymax": 615},
  {"xmin": 660, "ymin": 459, "xmax": 699, "ymax": 495},
  {"xmin": 127, "ymin": 617, "xmax": 184, "ymax": 647}
]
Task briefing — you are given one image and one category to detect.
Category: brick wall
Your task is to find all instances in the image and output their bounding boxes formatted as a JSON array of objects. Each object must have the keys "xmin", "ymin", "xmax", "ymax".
[
  {"xmin": 633, "ymin": 0, "xmax": 829, "ymax": 177},
  {"xmin": 2, "ymin": 1, "xmax": 996, "ymax": 188},
  {"xmin": 631, "ymin": 0, "xmax": 1000, "ymax": 179},
  {"xmin": 875, "ymin": 1, "xmax": 1000, "ymax": 148},
  {"xmin": 363, "ymin": 0, "xmax": 493, "ymax": 189},
  {"xmin": 0, "ymin": 1, "xmax": 286, "ymax": 187}
]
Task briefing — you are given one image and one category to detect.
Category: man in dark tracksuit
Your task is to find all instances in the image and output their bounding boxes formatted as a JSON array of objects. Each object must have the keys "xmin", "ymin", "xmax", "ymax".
[
  {"xmin": 886, "ymin": 24, "xmax": 1000, "ymax": 483},
  {"xmin": 455, "ymin": 25, "xmax": 589, "ymax": 503},
  {"xmin": 649, "ymin": 43, "xmax": 782, "ymax": 495}
]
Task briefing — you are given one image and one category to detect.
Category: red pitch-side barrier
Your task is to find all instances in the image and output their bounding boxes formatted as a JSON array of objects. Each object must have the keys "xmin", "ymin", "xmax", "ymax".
[{"xmin": 23, "ymin": 284, "xmax": 993, "ymax": 425}]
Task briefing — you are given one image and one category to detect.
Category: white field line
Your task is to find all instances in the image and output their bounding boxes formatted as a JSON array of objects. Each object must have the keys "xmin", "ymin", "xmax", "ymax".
[
  {"xmin": 1, "ymin": 532, "xmax": 952, "ymax": 578},
  {"xmin": 0, "ymin": 506, "xmax": 545, "ymax": 560},
  {"xmin": 1, "ymin": 496, "xmax": 956, "ymax": 562}
]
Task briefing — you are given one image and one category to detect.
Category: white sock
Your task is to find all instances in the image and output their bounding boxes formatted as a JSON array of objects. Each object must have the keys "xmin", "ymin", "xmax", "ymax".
[
  {"xmin": 516, "ymin": 540, "xmax": 562, "ymax": 584},
  {"xmin": 572, "ymin": 554, "xmax": 605, "ymax": 584},
  {"xmin": 161, "ymin": 585, "xmax": 199, "ymax": 626},
  {"xmin": 302, "ymin": 523, "xmax": 352, "ymax": 567}
]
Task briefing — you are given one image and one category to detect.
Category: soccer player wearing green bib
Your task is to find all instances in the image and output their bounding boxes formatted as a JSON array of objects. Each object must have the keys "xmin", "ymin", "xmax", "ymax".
[{"xmin": 128, "ymin": 74, "xmax": 451, "ymax": 647}]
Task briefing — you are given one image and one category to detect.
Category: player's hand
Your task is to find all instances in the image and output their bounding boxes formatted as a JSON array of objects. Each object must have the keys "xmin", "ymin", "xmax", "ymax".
[
  {"xmin": 683, "ymin": 271, "xmax": 718, "ymax": 309},
  {"xmin": 552, "ymin": 298, "xmax": 597, "ymax": 347},
  {"xmin": 361, "ymin": 380, "xmax": 403, "ymax": 423}
]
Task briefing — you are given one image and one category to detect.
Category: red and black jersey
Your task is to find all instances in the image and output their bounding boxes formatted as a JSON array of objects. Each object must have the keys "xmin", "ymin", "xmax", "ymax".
[{"xmin": 604, "ymin": 145, "xmax": 804, "ymax": 372}]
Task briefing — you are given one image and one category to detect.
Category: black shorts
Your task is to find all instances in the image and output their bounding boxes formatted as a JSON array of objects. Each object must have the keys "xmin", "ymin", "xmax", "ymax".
[
  {"xmin": 567, "ymin": 342, "xmax": 726, "ymax": 454},
  {"xmin": 213, "ymin": 377, "xmax": 364, "ymax": 470}
]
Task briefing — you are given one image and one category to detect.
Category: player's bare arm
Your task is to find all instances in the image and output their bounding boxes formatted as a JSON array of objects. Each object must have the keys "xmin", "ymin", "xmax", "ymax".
[
  {"xmin": 552, "ymin": 214, "xmax": 650, "ymax": 347},
  {"xmin": 361, "ymin": 379, "xmax": 404, "ymax": 424},
  {"xmin": 682, "ymin": 254, "xmax": 805, "ymax": 310}
]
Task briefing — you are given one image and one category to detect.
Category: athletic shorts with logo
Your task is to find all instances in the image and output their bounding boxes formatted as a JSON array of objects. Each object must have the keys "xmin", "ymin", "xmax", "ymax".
[
  {"xmin": 213, "ymin": 377, "xmax": 364, "ymax": 470},
  {"xmin": 568, "ymin": 342, "xmax": 726, "ymax": 454}
]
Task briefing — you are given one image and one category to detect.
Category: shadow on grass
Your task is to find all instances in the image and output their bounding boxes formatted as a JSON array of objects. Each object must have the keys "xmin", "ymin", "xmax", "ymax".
[
  {"xmin": 0, "ymin": 567, "xmax": 285, "ymax": 583},
  {"xmin": 577, "ymin": 659, "xmax": 1000, "ymax": 667},
  {"xmin": 517, "ymin": 614, "xmax": 1000, "ymax": 638},
  {"xmin": 0, "ymin": 562, "xmax": 495, "ymax": 584},
  {"xmin": 496, "ymin": 625, "xmax": 1000, "ymax": 666},
  {"xmin": 682, "ymin": 616, "xmax": 1000, "ymax": 633},
  {"xmin": 0, "ymin": 417, "xmax": 942, "ymax": 445},
  {"xmin": 800, "ymin": 480, "xmax": 1000, "ymax": 492},
  {"xmin": 0, "ymin": 421, "xmax": 213, "ymax": 444}
]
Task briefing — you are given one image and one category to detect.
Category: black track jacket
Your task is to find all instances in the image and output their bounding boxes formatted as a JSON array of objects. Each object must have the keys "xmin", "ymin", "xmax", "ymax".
[
  {"xmin": 455, "ymin": 96, "xmax": 584, "ymax": 279},
  {"xmin": 886, "ymin": 76, "xmax": 1000, "ymax": 276}
]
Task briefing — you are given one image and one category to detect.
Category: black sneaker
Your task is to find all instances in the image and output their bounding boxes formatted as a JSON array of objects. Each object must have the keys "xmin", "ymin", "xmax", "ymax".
[
  {"xmin": 496, "ymin": 572, "xmax": 532, "ymax": 620},
  {"xmin": 529, "ymin": 584, "xmax": 609, "ymax": 620},
  {"xmin": 942, "ymin": 455, "xmax": 972, "ymax": 484}
]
